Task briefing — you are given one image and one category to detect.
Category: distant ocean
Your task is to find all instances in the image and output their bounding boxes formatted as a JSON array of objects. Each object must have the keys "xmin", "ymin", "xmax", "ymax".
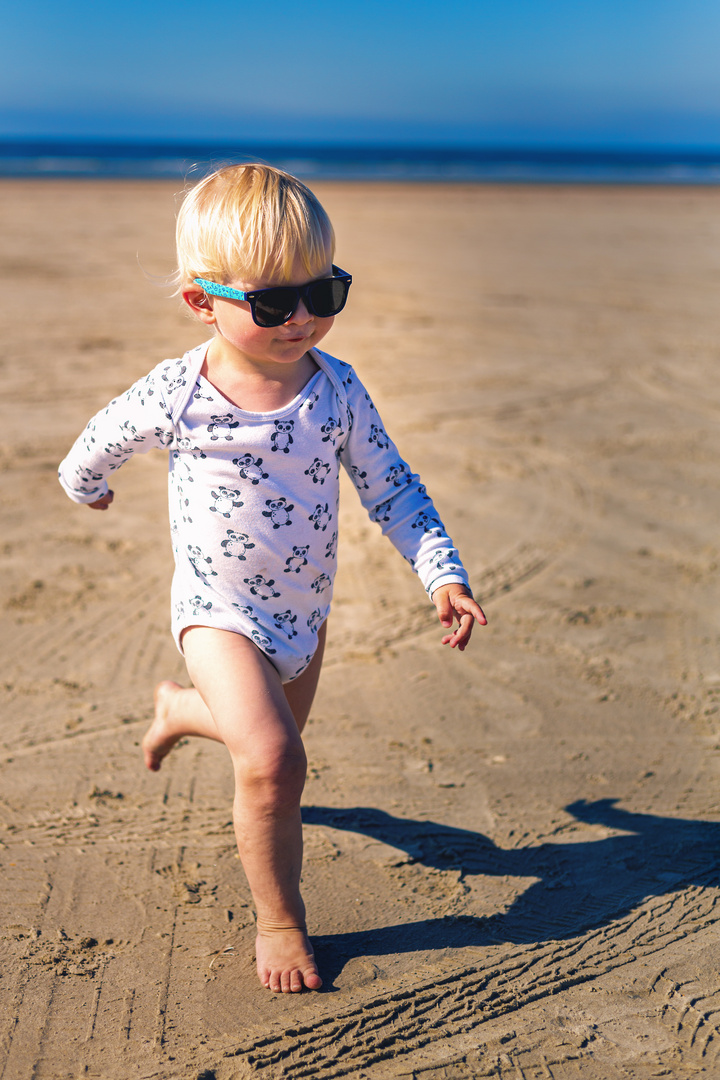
[{"xmin": 2, "ymin": 139, "xmax": 720, "ymax": 184}]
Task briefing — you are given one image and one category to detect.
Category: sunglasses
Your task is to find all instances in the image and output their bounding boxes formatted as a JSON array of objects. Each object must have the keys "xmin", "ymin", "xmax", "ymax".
[{"xmin": 193, "ymin": 265, "xmax": 352, "ymax": 328}]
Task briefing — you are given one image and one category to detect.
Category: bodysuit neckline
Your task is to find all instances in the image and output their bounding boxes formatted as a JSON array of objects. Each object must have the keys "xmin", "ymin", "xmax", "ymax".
[{"xmin": 196, "ymin": 367, "xmax": 324, "ymax": 421}]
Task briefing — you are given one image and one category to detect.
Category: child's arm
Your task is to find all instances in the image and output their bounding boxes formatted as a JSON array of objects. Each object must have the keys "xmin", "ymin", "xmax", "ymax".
[
  {"xmin": 338, "ymin": 368, "xmax": 486, "ymax": 645},
  {"xmin": 58, "ymin": 366, "xmax": 175, "ymax": 507}
]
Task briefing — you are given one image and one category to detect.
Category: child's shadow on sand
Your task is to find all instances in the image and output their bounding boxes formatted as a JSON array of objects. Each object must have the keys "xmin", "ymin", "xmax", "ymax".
[{"xmin": 302, "ymin": 800, "xmax": 720, "ymax": 987}]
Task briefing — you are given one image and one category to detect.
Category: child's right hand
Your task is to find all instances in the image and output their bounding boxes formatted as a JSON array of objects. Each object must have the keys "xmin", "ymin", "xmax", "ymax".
[{"xmin": 88, "ymin": 490, "xmax": 114, "ymax": 511}]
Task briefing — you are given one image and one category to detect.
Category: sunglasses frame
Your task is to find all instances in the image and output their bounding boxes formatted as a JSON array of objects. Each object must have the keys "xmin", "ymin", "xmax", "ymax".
[{"xmin": 193, "ymin": 265, "xmax": 352, "ymax": 327}]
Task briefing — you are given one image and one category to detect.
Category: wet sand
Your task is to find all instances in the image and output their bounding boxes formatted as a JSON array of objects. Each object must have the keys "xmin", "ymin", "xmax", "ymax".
[{"xmin": 2, "ymin": 179, "xmax": 720, "ymax": 1078}]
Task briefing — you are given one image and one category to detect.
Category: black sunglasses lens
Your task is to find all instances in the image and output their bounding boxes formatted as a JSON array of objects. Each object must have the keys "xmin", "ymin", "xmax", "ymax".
[
  {"xmin": 252, "ymin": 287, "xmax": 297, "ymax": 327},
  {"xmin": 251, "ymin": 276, "xmax": 350, "ymax": 326},
  {"xmin": 308, "ymin": 278, "xmax": 349, "ymax": 317}
]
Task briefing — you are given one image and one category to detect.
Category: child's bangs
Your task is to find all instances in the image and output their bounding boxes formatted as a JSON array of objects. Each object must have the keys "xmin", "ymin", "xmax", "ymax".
[
  {"xmin": 177, "ymin": 164, "xmax": 335, "ymax": 288},
  {"xmin": 238, "ymin": 190, "xmax": 335, "ymax": 285}
]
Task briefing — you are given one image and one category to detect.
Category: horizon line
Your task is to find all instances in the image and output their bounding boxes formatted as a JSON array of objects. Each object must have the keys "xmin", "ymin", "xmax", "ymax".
[{"xmin": 2, "ymin": 136, "xmax": 720, "ymax": 156}]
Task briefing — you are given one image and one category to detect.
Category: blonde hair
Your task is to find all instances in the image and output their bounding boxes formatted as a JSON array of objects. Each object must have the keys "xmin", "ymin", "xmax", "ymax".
[{"xmin": 175, "ymin": 163, "xmax": 335, "ymax": 288}]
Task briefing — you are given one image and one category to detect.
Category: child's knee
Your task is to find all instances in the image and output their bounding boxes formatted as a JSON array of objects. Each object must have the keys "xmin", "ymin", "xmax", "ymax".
[{"xmin": 234, "ymin": 739, "xmax": 307, "ymax": 805}]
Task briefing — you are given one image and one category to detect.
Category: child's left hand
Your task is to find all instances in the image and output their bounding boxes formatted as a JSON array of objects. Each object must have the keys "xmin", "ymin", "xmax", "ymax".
[{"xmin": 432, "ymin": 584, "xmax": 487, "ymax": 650}]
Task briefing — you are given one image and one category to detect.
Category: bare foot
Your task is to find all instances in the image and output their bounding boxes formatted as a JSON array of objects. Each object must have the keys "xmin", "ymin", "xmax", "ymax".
[
  {"xmin": 255, "ymin": 927, "xmax": 323, "ymax": 993},
  {"xmin": 142, "ymin": 681, "xmax": 185, "ymax": 771}
]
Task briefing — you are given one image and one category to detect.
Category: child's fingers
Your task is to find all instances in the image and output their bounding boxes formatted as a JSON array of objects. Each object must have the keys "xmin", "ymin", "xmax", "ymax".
[
  {"xmin": 442, "ymin": 610, "xmax": 475, "ymax": 649},
  {"xmin": 455, "ymin": 594, "xmax": 487, "ymax": 626},
  {"xmin": 88, "ymin": 490, "xmax": 114, "ymax": 511},
  {"xmin": 437, "ymin": 591, "xmax": 488, "ymax": 648},
  {"xmin": 435, "ymin": 593, "xmax": 455, "ymax": 628},
  {"xmin": 434, "ymin": 585, "xmax": 487, "ymax": 648},
  {"xmin": 448, "ymin": 593, "xmax": 487, "ymax": 627}
]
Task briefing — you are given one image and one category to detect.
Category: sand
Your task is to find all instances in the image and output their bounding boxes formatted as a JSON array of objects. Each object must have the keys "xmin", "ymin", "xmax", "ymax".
[{"xmin": 2, "ymin": 178, "xmax": 720, "ymax": 1078}]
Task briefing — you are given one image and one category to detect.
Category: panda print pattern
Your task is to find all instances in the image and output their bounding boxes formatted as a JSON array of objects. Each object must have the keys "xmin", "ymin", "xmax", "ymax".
[{"xmin": 58, "ymin": 344, "xmax": 469, "ymax": 682}]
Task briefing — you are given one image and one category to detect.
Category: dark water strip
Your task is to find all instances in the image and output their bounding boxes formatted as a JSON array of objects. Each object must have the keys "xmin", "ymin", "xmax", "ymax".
[{"xmin": 2, "ymin": 139, "xmax": 720, "ymax": 184}]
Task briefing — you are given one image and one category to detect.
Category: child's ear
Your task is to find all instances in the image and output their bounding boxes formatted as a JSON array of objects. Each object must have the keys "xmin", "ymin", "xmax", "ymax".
[{"xmin": 182, "ymin": 287, "xmax": 216, "ymax": 324}]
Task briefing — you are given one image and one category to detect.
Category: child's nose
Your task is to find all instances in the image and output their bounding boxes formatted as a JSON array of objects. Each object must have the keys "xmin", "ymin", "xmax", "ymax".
[{"xmin": 288, "ymin": 298, "xmax": 313, "ymax": 324}]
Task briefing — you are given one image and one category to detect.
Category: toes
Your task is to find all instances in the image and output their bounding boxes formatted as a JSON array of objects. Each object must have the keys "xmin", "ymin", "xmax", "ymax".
[
  {"xmin": 142, "ymin": 744, "xmax": 162, "ymax": 771},
  {"xmin": 255, "ymin": 932, "xmax": 322, "ymax": 993},
  {"xmin": 263, "ymin": 966, "xmax": 321, "ymax": 993},
  {"xmin": 141, "ymin": 741, "xmax": 164, "ymax": 772}
]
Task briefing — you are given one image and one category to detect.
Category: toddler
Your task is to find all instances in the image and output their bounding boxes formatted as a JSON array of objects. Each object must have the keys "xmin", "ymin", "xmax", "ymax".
[{"xmin": 58, "ymin": 163, "xmax": 486, "ymax": 993}]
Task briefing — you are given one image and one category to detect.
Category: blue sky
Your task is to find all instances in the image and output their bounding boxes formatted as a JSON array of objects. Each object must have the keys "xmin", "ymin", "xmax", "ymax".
[{"xmin": 1, "ymin": 0, "xmax": 719, "ymax": 147}]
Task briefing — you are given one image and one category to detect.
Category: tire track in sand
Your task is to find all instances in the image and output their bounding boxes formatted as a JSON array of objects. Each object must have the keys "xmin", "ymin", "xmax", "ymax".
[{"xmin": 222, "ymin": 878, "xmax": 720, "ymax": 1078}]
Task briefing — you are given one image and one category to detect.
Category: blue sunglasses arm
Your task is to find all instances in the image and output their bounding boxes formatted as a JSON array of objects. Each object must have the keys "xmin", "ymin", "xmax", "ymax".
[
  {"xmin": 193, "ymin": 278, "xmax": 249, "ymax": 301},
  {"xmin": 194, "ymin": 269, "xmax": 350, "ymax": 297}
]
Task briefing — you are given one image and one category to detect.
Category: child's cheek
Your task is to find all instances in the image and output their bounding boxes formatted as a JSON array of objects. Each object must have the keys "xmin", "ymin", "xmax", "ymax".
[{"xmin": 309, "ymin": 316, "xmax": 334, "ymax": 347}]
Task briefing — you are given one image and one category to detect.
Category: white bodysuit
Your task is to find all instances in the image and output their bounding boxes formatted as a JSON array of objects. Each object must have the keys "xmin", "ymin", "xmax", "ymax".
[{"xmin": 58, "ymin": 343, "xmax": 469, "ymax": 682}]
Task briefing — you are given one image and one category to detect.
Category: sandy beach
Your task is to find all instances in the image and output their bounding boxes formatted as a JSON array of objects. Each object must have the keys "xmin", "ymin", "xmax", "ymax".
[{"xmin": 2, "ymin": 177, "xmax": 720, "ymax": 1078}]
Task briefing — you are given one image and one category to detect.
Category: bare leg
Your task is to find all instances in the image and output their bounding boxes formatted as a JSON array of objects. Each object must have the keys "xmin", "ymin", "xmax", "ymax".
[
  {"xmin": 173, "ymin": 625, "xmax": 322, "ymax": 993},
  {"xmin": 143, "ymin": 622, "xmax": 327, "ymax": 770},
  {"xmin": 143, "ymin": 624, "xmax": 327, "ymax": 989},
  {"xmin": 283, "ymin": 620, "xmax": 326, "ymax": 733}
]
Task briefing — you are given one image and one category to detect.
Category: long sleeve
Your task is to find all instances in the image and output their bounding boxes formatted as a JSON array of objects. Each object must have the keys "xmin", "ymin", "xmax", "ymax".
[
  {"xmin": 58, "ymin": 366, "xmax": 176, "ymax": 504},
  {"xmin": 338, "ymin": 367, "xmax": 469, "ymax": 598}
]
